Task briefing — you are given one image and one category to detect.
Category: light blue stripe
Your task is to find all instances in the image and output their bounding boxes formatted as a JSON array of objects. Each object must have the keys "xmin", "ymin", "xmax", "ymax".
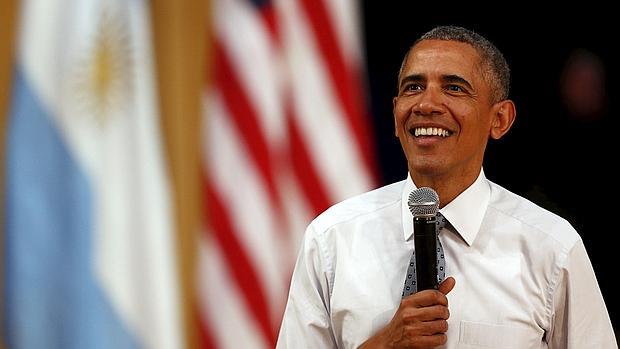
[{"xmin": 4, "ymin": 67, "xmax": 141, "ymax": 349}]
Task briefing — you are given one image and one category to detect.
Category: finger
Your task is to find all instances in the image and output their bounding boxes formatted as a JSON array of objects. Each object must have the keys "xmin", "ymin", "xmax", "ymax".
[
  {"xmin": 439, "ymin": 276, "xmax": 456, "ymax": 295},
  {"xmin": 416, "ymin": 333, "xmax": 448, "ymax": 347},
  {"xmin": 403, "ymin": 289, "xmax": 448, "ymax": 307},
  {"xmin": 418, "ymin": 333, "xmax": 448, "ymax": 347},
  {"xmin": 403, "ymin": 331, "xmax": 448, "ymax": 347},
  {"xmin": 401, "ymin": 305, "xmax": 449, "ymax": 323},
  {"xmin": 421, "ymin": 319, "xmax": 449, "ymax": 335},
  {"xmin": 404, "ymin": 319, "xmax": 449, "ymax": 336}
]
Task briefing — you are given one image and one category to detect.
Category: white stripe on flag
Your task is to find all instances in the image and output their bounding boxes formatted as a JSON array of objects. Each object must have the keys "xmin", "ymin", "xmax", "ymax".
[{"xmin": 323, "ymin": 0, "xmax": 364, "ymax": 66}]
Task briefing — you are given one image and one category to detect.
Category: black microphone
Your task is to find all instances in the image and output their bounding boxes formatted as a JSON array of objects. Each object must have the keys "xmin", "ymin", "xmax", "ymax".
[{"xmin": 408, "ymin": 187, "xmax": 440, "ymax": 291}]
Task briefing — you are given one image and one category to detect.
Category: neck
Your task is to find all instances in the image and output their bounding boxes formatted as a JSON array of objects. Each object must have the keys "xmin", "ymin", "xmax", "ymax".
[{"xmin": 410, "ymin": 168, "xmax": 481, "ymax": 208}]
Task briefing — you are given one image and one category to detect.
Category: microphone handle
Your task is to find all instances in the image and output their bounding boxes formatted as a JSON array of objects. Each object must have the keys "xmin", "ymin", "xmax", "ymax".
[{"xmin": 414, "ymin": 215, "xmax": 438, "ymax": 291}]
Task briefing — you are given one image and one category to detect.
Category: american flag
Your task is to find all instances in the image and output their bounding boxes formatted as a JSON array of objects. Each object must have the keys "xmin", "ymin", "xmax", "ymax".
[{"xmin": 199, "ymin": 0, "xmax": 377, "ymax": 347}]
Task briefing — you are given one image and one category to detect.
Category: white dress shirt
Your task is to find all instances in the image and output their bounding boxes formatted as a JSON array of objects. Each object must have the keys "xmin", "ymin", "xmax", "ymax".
[{"xmin": 276, "ymin": 170, "xmax": 617, "ymax": 348}]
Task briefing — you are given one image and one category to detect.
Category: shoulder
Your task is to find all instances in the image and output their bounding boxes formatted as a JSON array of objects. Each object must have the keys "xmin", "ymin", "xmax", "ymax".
[
  {"xmin": 308, "ymin": 180, "xmax": 404, "ymax": 236},
  {"xmin": 486, "ymin": 180, "xmax": 581, "ymax": 251}
]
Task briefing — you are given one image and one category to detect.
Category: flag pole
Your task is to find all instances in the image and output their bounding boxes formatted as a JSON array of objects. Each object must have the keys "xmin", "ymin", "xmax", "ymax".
[{"xmin": 151, "ymin": 0, "xmax": 209, "ymax": 347}]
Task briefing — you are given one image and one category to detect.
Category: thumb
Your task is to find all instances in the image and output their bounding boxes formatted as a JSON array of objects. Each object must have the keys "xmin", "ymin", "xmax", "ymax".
[{"xmin": 438, "ymin": 276, "xmax": 456, "ymax": 295}]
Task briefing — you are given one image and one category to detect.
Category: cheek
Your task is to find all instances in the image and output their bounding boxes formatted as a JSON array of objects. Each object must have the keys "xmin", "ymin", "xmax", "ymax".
[
  {"xmin": 446, "ymin": 103, "xmax": 488, "ymax": 132},
  {"xmin": 445, "ymin": 101, "xmax": 474, "ymax": 120},
  {"xmin": 394, "ymin": 100, "xmax": 412, "ymax": 124}
]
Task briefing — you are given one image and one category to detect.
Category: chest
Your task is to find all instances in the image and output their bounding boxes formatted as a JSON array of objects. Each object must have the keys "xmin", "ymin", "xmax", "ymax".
[{"xmin": 328, "ymin": 237, "xmax": 550, "ymax": 349}]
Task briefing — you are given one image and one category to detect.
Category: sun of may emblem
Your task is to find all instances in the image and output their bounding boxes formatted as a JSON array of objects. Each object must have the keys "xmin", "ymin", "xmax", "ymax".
[{"xmin": 74, "ymin": 8, "xmax": 132, "ymax": 125}]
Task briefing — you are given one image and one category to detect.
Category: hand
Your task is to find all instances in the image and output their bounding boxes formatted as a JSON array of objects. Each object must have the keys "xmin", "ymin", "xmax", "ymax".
[{"xmin": 358, "ymin": 277, "xmax": 456, "ymax": 349}]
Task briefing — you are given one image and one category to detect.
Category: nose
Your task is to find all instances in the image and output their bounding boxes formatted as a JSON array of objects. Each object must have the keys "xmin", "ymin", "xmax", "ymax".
[{"xmin": 413, "ymin": 87, "xmax": 444, "ymax": 116}]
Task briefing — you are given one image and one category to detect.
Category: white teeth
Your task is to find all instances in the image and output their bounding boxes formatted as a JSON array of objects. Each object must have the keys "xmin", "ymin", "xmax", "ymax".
[{"xmin": 412, "ymin": 127, "xmax": 451, "ymax": 137}]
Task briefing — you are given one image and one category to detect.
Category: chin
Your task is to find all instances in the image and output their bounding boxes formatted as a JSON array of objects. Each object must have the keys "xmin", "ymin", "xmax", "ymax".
[{"xmin": 408, "ymin": 161, "xmax": 445, "ymax": 177}]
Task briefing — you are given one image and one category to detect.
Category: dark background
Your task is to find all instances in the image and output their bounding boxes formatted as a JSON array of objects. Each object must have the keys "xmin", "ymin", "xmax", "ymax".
[{"xmin": 361, "ymin": 4, "xmax": 618, "ymax": 330}]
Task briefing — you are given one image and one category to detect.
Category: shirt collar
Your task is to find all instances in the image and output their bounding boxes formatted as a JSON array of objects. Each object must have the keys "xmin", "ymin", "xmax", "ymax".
[{"xmin": 401, "ymin": 169, "xmax": 490, "ymax": 246}]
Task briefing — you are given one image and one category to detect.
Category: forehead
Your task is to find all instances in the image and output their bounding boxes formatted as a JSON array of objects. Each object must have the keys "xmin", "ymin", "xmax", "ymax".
[{"xmin": 402, "ymin": 40, "xmax": 483, "ymax": 82}]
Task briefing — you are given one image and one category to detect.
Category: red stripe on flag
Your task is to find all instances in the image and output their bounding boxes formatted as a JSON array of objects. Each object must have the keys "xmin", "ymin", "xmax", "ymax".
[
  {"xmin": 213, "ymin": 40, "xmax": 283, "ymax": 218},
  {"xmin": 259, "ymin": 5, "xmax": 279, "ymax": 43},
  {"xmin": 205, "ymin": 180, "xmax": 277, "ymax": 347},
  {"xmin": 197, "ymin": 310, "xmax": 218, "ymax": 349},
  {"xmin": 287, "ymin": 108, "xmax": 331, "ymax": 216},
  {"xmin": 298, "ymin": 0, "xmax": 377, "ymax": 182}
]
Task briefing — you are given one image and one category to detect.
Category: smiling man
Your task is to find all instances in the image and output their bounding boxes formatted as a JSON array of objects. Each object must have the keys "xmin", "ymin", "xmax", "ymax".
[{"xmin": 277, "ymin": 26, "xmax": 616, "ymax": 349}]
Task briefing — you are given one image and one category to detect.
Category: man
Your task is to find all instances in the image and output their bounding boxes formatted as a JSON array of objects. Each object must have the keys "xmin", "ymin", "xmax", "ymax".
[{"xmin": 276, "ymin": 26, "xmax": 616, "ymax": 348}]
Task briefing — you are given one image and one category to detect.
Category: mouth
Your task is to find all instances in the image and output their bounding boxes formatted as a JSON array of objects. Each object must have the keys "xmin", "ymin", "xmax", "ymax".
[{"xmin": 408, "ymin": 126, "xmax": 453, "ymax": 138}]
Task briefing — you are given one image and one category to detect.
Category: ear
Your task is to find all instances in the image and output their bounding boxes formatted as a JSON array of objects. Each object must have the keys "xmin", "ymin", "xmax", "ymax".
[
  {"xmin": 393, "ymin": 96, "xmax": 399, "ymax": 138},
  {"xmin": 490, "ymin": 99, "xmax": 516, "ymax": 140}
]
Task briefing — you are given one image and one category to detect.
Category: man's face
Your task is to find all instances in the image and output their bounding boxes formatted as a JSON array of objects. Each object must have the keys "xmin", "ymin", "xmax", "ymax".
[{"xmin": 393, "ymin": 39, "xmax": 496, "ymax": 183}]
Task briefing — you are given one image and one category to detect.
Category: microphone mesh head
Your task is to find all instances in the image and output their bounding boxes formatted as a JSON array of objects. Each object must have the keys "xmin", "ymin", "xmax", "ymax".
[{"xmin": 408, "ymin": 187, "xmax": 440, "ymax": 216}]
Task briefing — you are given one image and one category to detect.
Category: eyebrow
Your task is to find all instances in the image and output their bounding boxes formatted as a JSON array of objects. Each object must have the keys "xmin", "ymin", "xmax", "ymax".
[
  {"xmin": 399, "ymin": 73, "xmax": 474, "ymax": 91},
  {"xmin": 443, "ymin": 74, "xmax": 474, "ymax": 90},
  {"xmin": 399, "ymin": 74, "xmax": 424, "ymax": 90}
]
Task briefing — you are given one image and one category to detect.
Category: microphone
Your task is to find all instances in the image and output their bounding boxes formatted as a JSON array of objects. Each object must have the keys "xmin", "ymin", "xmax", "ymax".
[{"xmin": 408, "ymin": 187, "xmax": 440, "ymax": 291}]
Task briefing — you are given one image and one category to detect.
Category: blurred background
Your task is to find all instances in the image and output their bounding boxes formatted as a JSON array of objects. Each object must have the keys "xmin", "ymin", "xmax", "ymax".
[{"xmin": 1, "ymin": 0, "xmax": 617, "ymax": 348}]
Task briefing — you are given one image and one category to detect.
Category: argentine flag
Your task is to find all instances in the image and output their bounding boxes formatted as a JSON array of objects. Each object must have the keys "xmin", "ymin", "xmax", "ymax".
[{"xmin": 4, "ymin": 1, "xmax": 183, "ymax": 348}]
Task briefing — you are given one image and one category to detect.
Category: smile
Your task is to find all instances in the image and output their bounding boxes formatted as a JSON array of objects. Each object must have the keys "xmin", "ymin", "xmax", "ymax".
[{"xmin": 410, "ymin": 127, "xmax": 452, "ymax": 137}]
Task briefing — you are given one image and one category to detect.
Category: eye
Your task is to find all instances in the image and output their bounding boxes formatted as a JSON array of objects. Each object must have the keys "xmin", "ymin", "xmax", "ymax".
[
  {"xmin": 404, "ymin": 83, "xmax": 422, "ymax": 92},
  {"xmin": 446, "ymin": 84, "xmax": 464, "ymax": 92}
]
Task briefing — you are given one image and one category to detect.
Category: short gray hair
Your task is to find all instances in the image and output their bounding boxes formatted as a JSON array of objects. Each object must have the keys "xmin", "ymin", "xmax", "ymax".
[{"xmin": 398, "ymin": 26, "xmax": 510, "ymax": 103}]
